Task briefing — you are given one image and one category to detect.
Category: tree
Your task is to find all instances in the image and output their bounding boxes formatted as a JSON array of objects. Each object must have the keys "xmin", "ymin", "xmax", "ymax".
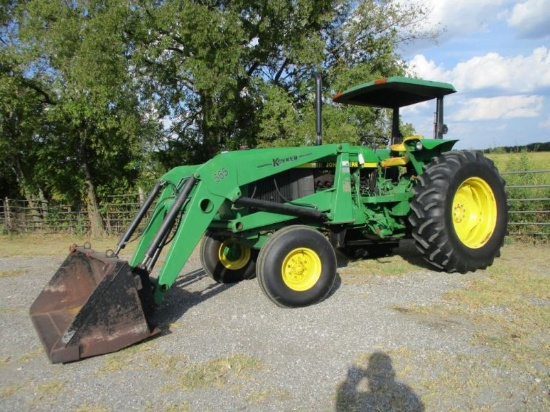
[
  {"xmin": 1, "ymin": 0, "xmax": 440, "ymax": 235},
  {"xmin": 0, "ymin": 1, "xmax": 53, "ymax": 209},
  {"xmin": 128, "ymin": 0, "xmax": 438, "ymax": 159},
  {"xmin": 4, "ymin": 0, "xmax": 158, "ymax": 235}
]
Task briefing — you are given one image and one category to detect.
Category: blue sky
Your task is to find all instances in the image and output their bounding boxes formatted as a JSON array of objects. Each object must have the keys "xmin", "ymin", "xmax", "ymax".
[{"xmin": 397, "ymin": 0, "xmax": 550, "ymax": 150}]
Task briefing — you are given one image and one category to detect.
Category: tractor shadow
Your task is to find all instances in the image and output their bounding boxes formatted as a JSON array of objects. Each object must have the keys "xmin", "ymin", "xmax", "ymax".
[
  {"xmin": 151, "ymin": 267, "xmax": 344, "ymax": 332},
  {"xmin": 396, "ymin": 239, "xmax": 440, "ymax": 271},
  {"xmin": 325, "ymin": 272, "xmax": 342, "ymax": 301},
  {"xmin": 394, "ymin": 239, "xmax": 437, "ymax": 271},
  {"xmin": 149, "ymin": 268, "xmax": 240, "ymax": 333},
  {"xmin": 335, "ymin": 240, "xmax": 437, "ymax": 272}
]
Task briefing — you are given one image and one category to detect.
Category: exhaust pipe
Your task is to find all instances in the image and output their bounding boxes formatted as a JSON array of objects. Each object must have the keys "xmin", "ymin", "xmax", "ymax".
[{"xmin": 313, "ymin": 72, "xmax": 322, "ymax": 146}]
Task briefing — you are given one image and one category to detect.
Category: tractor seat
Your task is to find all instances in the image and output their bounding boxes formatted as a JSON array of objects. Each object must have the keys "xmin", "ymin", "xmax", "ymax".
[
  {"xmin": 390, "ymin": 135, "xmax": 423, "ymax": 152},
  {"xmin": 381, "ymin": 135, "xmax": 423, "ymax": 167}
]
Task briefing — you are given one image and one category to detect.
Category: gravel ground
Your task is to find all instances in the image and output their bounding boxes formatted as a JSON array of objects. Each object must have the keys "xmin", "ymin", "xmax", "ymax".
[{"xmin": 0, "ymin": 241, "xmax": 546, "ymax": 411}]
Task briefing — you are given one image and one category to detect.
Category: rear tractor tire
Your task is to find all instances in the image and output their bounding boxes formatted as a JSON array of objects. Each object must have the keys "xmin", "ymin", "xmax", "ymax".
[
  {"xmin": 409, "ymin": 151, "xmax": 507, "ymax": 273},
  {"xmin": 257, "ymin": 226, "xmax": 337, "ymax": 308},
  {"xmin": 200, "ymin": 233, "xmax": 257, "ymax": 283}
]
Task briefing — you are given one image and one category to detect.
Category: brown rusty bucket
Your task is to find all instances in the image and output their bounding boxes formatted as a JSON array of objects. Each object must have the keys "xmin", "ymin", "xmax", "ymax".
[{"xmin": 30, "ymin": 245, "xmax": 158, "ymax": 364}]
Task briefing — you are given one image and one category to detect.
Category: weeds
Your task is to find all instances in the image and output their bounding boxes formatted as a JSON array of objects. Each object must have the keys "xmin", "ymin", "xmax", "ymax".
[
  {"xmin": 0, "ymin": 268, "xmax": 28, "ymax": 278},
  {"xmin": 164, "ymin": 402, "xmax": 191, "ymax": 412},
  {"xmin": 0, "ymin": 233, "xmax": 137, "ymax": 258},
  {"xmin": 385, "ymin": 243, "xmax": 550, "ymax": 410},
  {"xmin": 73, "ymin": 404, "xmax": 112, "ymax": 412},
  {"xmin": 176, "ymin": 354, "xmax": 263, "ymax": 391}
]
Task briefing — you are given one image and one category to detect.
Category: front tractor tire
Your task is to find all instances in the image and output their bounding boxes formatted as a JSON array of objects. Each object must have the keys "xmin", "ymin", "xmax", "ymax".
[
  {"xmin": 200, "ymin": 233, "xmax": 257, "ymax": 283},
  {"xmin": 409, "ymin": 151, "xmax": 507, "ymax": 273},
  {"xmin": 257, "ymin": 226, "xmax": 337, "ymax": 308}
]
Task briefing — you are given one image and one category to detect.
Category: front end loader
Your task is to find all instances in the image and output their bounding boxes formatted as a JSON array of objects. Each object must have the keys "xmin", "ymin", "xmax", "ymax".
[{"xmin": 30, "ymin": 75, "xmax": 508, "ymax": 363}]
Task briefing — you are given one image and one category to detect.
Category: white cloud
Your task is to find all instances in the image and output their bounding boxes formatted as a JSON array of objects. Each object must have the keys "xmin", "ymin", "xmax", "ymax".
[
  {"xmin": 399, "ymin": 1, "xmax": 550, "ymax": 147},
  {"xmin": 507, "ymin": 0, "xmax": 550, "ymax": 39},
  {"xmin": 407, "ymin": 0, "xmax": 510, "ymax": 39},
  {"xmin": 453, "ymin": 95, "xmax": 543, "ymax": 121},
  {"xmin": 409, "ymin": 47, "xmax": 550, "ymax": 93},
  {"xmin": 405, "ymin": 0, "xmax": 550, "ymax": 42},
  {"xmin": 407, "ymin": 54, "xmax": 446, "ymax": 81}
]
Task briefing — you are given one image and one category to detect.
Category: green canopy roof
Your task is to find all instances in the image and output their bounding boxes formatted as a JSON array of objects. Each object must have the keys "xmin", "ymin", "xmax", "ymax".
[{"xmin": 332, "ymin": 77, "xmax": 456, "ymax": 108}]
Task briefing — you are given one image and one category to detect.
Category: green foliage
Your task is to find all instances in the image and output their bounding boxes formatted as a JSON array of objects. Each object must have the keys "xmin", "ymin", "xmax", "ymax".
[
  {"xmin": 1, "ymin": 0, "xmax": 440, "ymax": 230},
  {"xmin": 127, "ymin": 0, "xmax": 437, "ymax": 157},
  {"xmin": 485, "ymin": 142, "xmax": 550, "ymax": 154},
  {"xmin": 1, "ymin": 0, "xmax": 163, "ymax": 233},
  {"xmin": 0, "ymin": 36, "xmax": 50, "ymax": 199}
]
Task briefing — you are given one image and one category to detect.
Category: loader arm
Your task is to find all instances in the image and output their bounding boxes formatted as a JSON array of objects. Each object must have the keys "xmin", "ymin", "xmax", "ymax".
[{"xmin": 131, "ymin": 144, "xmax": 345, "ymax": 305}]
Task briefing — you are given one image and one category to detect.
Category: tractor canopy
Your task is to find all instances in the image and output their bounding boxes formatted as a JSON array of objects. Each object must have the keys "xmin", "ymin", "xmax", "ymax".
[{"xmin": 332, "ymin": 76, "xmax": 456, "ymax": 109}]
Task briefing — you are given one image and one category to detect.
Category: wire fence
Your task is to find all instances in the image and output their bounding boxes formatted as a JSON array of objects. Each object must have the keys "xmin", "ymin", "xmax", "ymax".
[
  {"xmin": 1, "ymin": 170, "xmax": 549, "ymax": 239},
  {"xmin": 0, "ymin": 191, "xmax": 146, "ymax": 236},
  {"xmin": 503, "ymin": 169, "xmax": 550, "ymax": 239}
]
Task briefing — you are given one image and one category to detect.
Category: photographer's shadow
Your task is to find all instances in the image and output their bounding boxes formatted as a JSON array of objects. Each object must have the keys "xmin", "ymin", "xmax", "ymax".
[{"xmin": 336, "ymin": 351, "xmax": 424, "ymax": 412}]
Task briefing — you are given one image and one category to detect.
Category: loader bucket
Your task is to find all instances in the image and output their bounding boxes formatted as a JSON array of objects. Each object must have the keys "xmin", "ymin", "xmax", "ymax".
[{"xmin": 30, "ymin": 245, "xmax": 159, "ymax": 364}]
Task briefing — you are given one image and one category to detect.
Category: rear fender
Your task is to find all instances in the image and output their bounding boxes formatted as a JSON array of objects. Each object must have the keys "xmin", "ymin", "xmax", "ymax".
[
  {"xmin": 407, "ymin": 138, "xmax": 458, "ymax": 174},
  {"xmin": 419, "ymin": 138, "xmax": 458, "ymax": 152}
]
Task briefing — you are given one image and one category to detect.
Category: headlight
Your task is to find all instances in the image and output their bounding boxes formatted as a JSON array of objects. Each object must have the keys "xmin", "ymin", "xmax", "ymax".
[{"xmin": 415, "ymin": 141, "xmax": 423, "ymax": 151}]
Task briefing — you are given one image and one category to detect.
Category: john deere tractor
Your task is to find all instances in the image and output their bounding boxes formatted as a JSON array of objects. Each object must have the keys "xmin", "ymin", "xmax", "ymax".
[{"xmin": 30, "ymin": 75, "xmax": 508, "ymax": 363}]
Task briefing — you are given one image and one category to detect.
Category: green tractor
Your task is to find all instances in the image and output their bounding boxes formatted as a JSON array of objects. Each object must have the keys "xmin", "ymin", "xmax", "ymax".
[{"xmin": 30, "ymin": 75, "xmax": 508, "ymax": 363}]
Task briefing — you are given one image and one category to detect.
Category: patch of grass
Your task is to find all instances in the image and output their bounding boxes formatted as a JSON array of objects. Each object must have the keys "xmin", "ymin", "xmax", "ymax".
[
  {"xmin": 393, "ymin": 244, "xmax": 550, "ymax": 354},
  {"xmin": 379, "ymin": 243, "xmax": 550, "ymax": 410},
  {"xmin": 94, "ymin": 340, "xmax": 154, "ymax": 375},
  {"xmin": 144, "ymin": 353, "xmax": 188, "ymax": 373},
  {"xmin": 413, "ymin": 351, "xmax": 547, "ymax": 411},
  {"xmin": 95, "ymin": 347, "xmax": 142, "ymax": 374},
  {"xmin": 0, "ymin": 233, "xmax": 137, "ymax": 258},
  {"xmin": 338, "ymin": 347, "xmax": 547, "ymax": 411},
  {"xmin": 73, "ymin": 404, "xmax": 111, "ymax": 412},
  {"xmin": 1, "ymin": 384, "xmax": 20, "ymax": 398},
  {"xmin": 246, "ymin": 388, "xmax": 291, "ymax": 405},
  {"xmin": 94, "ymin": 351, "xmax": 138, "ymax": 374},
  {"xmin": 16, "ymin": 347, "xmax": 44, "ymax": 363},
  {"xmin": 0, "ymin": 308, "xmax": 25, "ymax": 314},
  {"xmin": 36, "ymin": 380, "xmax": 66, "ymax": 395},
  {"xmin": 486, "ymin": 151, "xmax": 550, "ymax": 172},
  {"xmin": 0, "ymin": 268, "xmax": 28, "ymax": 278},
  {"xmin": 246, "ymin": 390, "xmax": 270, "ymax": 404},
  {"xmin": 30, "ymin": 380, "xmax": 67, "ymax": 406},
  {"xmin": 96, "ymin": 354, "xmax": 130, "ymax": 374},
  {"xmin": 177, "ymin": 354, "xmax": 263, "ymax": 391},
  {"xmin": 164, "ymin": 402, "xmax": 191, "ymax": 412},
  {"xmin": 443, "ymin": 245, "xmax": 550, "ymax": 354}
]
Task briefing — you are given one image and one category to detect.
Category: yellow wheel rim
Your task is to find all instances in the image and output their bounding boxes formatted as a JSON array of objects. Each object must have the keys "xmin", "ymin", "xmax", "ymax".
[
  {"xmin": 281, "ymin": 248, "xmax": 321, "ymax": 292},
  {"xmin": 452, "ymin": 177, "xmax": 497, "ymax": 248},
  {"xmin": 218, "ymin": 240, "xmax": 251, "ymax": 270}
]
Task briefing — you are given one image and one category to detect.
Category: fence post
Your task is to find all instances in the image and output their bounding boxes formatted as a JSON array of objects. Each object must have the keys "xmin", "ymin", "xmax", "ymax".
[
  {"xmin": 138, "ymin": 187, "xmax": 145, "ymax": 205},
  {"xmin": 4, "ymin": 197, "xmax": 11, "ymax": 232}
]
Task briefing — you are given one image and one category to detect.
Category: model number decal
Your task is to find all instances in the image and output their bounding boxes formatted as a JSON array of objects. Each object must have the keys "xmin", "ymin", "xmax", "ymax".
[{"xmin": 213, "ymin": 167, "xmax": 228, "ymax": 182}]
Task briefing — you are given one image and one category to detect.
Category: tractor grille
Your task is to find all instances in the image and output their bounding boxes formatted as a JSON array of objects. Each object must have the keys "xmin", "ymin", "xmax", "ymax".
[{"xmin": 248, "ymin": 169, "xmax": 315, "ymax": 203}]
